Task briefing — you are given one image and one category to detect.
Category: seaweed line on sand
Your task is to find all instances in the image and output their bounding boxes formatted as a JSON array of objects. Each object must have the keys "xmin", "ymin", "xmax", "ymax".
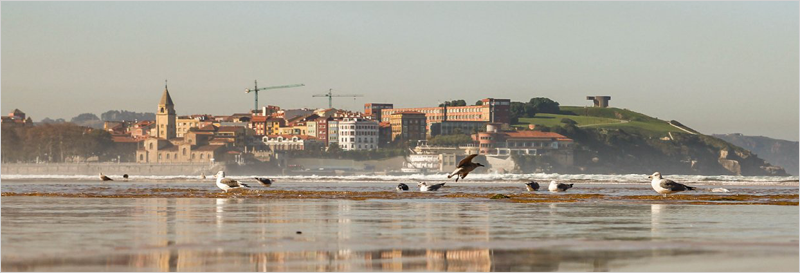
[{"xmin": 1, "ymin": 189, "xmax": 797, "ymax": 206}]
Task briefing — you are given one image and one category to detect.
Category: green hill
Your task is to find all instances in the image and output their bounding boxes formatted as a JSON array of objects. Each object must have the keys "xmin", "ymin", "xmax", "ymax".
[
  {"xmin": 510, "ymin": 106, "xmax": 787, "ymax": 176},
  {"xmin": 514, "ymin": 106, "xmax": 682, "ymax": 136}
]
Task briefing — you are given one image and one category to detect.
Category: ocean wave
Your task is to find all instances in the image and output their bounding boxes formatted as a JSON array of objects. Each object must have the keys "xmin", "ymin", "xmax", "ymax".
[{"xmin": 2, "ymin": 173, "xmax": 797, "ymax": 183}]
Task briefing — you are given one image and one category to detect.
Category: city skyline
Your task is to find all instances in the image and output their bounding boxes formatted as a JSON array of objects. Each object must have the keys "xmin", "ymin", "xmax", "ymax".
[{"xmin": 2, "ymin": 2, "xmax": 798, "ymax": 140}]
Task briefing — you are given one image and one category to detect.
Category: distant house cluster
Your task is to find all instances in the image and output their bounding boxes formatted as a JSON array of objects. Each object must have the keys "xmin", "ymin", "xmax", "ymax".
[
  {"xmin": 53, "ymin": 83, "xmax": 575, "ymax": 166},
  {"xmin": 1, "ymin": 109, "xmax": 33, "ymax": 127}
]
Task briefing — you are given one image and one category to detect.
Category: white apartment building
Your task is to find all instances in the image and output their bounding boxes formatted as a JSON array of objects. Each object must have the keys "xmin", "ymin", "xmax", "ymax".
[
  {"xmin": 338, "ymin": 118, "xmax": 379, "ymax": 151},
  {"xmin": 261, "ymin": 135, "xmax": 322, "ymax": 151}
]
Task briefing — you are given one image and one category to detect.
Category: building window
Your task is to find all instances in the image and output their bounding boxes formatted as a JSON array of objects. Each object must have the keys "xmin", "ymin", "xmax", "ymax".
[
  {"xmin": 200, "ymin": 154, "xmax": 204, "ymax": 159},
  {"xmin": 149, "ymin": 143, "xmax": 154, "ymax": 149},
  {"xmin": 139, "ymin": 154, "xmax": 144, "ymax": 161},
  {"xmin": 182, "ymin": 148, "xmax": 187, "ymax": 155},
  {"xmin": 166, "ymin": 154, "xmax": 170, "ymax": 160}
]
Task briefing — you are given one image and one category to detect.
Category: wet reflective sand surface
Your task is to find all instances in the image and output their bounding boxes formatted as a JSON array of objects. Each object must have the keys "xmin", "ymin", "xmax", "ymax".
[{"xmin": 2, "ymin": 180, "xmax": 798, "ymax": 271}]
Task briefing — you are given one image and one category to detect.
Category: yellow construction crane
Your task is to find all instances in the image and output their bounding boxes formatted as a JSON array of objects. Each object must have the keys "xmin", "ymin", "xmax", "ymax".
[
  {"xmin": 312, "ymin": 89, "xmax": 364, "ymax": 109},
  {"xmin": 244, "ymin": 80, "xmax": 304, "ymax": 111}
]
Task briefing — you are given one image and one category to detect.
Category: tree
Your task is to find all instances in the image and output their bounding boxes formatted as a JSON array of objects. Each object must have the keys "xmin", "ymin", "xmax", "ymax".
[
  {"xmin": 70, "ymin": 113, "xmax": 100, "ymax": 123},
  {"xmin": 70, "ymin": 113, "xmax": 103, "ymax": 129},
  {"xmin": 508, "ymin": 97, "xmax": 562, "ymax": 124},
  {"xmin": 475, "ymin": 100, "xmax": 484, "ymax": 106},
  {"xmin": 529, "ymin": 97, "xmax": 560, "ymax": 114},
  {"xmin": 1, "ymin": 125, "xmax": 22, "ymax": 162},
  {"xmin": 438, "ymin": 100, "xmax": 468, "ymax": 107},
  {"xmin": 510, "ymin": 102, "xmax": 535, "ymax": 119},
  {"xmin": 327, "ymin": 143, "xmax": 342, "ymax": 153},
  {"xmin": 101, "ymin": 110, "xmax": 155, "ymax": 121}
]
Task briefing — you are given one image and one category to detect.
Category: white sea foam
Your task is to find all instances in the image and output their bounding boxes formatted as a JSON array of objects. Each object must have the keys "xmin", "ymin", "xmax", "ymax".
[{"xmin": 2, "ymin": 173, "xmax": 797, "ymax": 184}]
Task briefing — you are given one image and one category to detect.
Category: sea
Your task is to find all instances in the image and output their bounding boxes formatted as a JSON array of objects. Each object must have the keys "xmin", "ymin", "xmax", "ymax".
[{"xmin": 1, "ymin": 173, "xmax": 798, "ymax": 271}]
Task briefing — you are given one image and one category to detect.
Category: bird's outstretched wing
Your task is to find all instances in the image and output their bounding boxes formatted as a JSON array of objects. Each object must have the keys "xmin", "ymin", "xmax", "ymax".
[{"xmin": 457, "ymin": 154, "xmax": 479, "ymax": 168}]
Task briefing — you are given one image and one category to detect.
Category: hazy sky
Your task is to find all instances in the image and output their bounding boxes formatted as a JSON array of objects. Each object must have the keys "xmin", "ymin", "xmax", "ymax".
[{"xmin": 2, "ymin": 2, "xmax": 798, "ymax": 140}]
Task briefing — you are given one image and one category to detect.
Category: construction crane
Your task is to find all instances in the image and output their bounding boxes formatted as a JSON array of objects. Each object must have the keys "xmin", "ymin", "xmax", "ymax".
[
  {"xmin": 244, "ymin": 80, "xmax": 305, "ymax": 111},
  {"xmin": 312, "ymin": 89, "xmax": 364, "ymax": 109}
]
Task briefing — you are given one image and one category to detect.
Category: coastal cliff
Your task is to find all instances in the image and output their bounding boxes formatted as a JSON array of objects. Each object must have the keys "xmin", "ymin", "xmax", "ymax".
[{"xmin": 516, "ymin": 107, "xmax": 789, "ymax": 176}]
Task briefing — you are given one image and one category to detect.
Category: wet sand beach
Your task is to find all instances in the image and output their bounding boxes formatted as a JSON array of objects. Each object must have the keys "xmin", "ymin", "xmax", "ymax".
[{"xmin": 2, "ymin": 179, "xmax": 798, "ymax": 271}]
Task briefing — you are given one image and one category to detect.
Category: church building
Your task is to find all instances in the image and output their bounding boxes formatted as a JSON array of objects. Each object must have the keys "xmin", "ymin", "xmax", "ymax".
[{"xmin": 136, "ymin": 83, "xmax": 227, "ymax": 163}]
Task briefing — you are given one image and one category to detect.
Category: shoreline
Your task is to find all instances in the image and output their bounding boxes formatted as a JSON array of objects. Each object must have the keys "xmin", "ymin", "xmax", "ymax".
[
  {"xmin": 3, "ymin": 188, "xmax": 797, "ymax": 206},
  {"xmin": 2, "ymin": 177, "xmax": 798, "ymax": 187}
]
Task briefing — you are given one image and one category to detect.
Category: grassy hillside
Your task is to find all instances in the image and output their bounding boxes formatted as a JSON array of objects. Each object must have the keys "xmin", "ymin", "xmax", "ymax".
[
  {"xmin": 513, "ymin": 106, "xmax": 683, "ymax": 136},
  {"xmin": 514, "ymin": 113, "xmax": 622, "ymax": 128}
]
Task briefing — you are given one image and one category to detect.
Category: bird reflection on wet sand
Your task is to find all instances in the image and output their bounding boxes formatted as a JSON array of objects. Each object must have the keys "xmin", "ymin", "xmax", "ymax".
[{"xmin": 1, "ymin": 197, "xmax": 797, "ymax": 271}]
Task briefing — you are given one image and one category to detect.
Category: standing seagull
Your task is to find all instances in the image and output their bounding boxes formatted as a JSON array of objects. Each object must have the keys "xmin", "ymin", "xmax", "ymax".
[
  {"xmin": 525, "ymin": 181, "xmax": 540, "ymax": 191},
  {"xmin": 122, "ymin": 174, "xmax": 129, "ymax": 181},
  {"xmin": 253, "ymin": 177, "xmax": 273, "ymax": 187},
  {"xmin": 215, "ymin": 171, "xmax": 250, "ymax": 193},
  {"xmin": 396, "ymin": 183, "xmax": 409, "ymax": 191},
  {"xmin": 548, "ymin": 181, "xmax": 573, "ymax": 192},
  {"xmin": 200, "ymin": 172, "xmax": 206, "ymax": 180},
  {"xmin": 447, "ymin": 154, "xmax": 484, "ymax": 182},
  {"xmin": 418, "ymin": 182, "xmax": 446, "ymax": 192},
  {"xmin": 99, "ymin": 173, "xmax": 113, "ymax": 181},
  {"xmin": 649, "ymin": 172, "xmax": 695, "ymax": 197}
]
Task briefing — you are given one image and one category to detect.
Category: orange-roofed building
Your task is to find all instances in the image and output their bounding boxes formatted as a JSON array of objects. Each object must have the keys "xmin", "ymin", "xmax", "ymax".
[{"xmin": 473, "ymin": 124, "xmax": 574, "ymax": 165}]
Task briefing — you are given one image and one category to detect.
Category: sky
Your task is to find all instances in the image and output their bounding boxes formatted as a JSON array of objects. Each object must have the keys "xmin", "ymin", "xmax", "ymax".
[{"xmin": 2, "ymin": 2, "xmax": 798, "ymax": 140}]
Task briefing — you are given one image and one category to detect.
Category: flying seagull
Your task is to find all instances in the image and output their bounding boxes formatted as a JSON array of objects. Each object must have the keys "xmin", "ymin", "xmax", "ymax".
[
  {"xmin": 447, "ymin": 154, "xmax": 484, "ymax": 182},
  {"xmin": 418, "ymin": 181, "xmax": 446, "ymax": 192},
  {"xmin": 253, "ymin": 177, "xmax": 273, "ymax": 187},
  {"xmin": 649, "ymin": 172, "xmax": 695, "ymax": 197},
  {"xmin": 215, "ymin": 171, "xmax": 250, "ymax": 192},
  {"xmin": 525, "ymin": 181, "xmax": 540, "ymax": 191},
  {"xmin": 548, "ymin": 181, "xmax": 573, "ymax": 192},
  {"xmin": 99, "ymin": 173, "xmax": 113, "ymax": 181},
  {"xmin": 396, "ymin": 183, "xmax": 409, "ymax": 191}
]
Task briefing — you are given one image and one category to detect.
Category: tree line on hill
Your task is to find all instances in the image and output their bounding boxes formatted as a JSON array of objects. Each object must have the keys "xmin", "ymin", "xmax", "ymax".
[
  {"xmin": 38, "ymin": 110, "xmax": 155, "ymax": 128},
  {"xmin": 1, "ymin": 123, "xmax": 134, "ymax": 163}
]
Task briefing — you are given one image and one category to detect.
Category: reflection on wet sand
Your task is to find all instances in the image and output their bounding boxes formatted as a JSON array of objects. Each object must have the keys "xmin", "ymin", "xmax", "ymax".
[{"xmin": 2, "ymin": 197, "xmax": 798, "ymax": 271}]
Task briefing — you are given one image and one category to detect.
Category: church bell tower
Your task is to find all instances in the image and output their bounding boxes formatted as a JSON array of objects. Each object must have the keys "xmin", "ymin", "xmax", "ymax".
[{"xmin": 156, "ymin": 80, "xmax": 176, "ymax": 140}]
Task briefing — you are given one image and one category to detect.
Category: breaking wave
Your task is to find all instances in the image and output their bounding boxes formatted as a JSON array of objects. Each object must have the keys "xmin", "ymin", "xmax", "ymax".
[{"xmin": 2, "ymin": 173, "xmax": 797, "ymax": 184}]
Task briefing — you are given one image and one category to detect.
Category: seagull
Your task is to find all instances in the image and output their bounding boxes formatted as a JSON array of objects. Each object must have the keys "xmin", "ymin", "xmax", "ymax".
[
  {"xmin": 99, "ymin": 173, "xmax": 113, "ymax": 181},
  {"xmin": 525, "ymin": 181, "xmax": 540, "ymax": 191},
  {"xmin": 200, "ymin": 172, "xmax": 206, "ymax": 179},
  {"xmin": 253, "ymin": 177, "xmax": 273, "ymax": 187},
  {"xmin": 548, "ymin": 181, "xmax": 573, "ymax": 192},
  {"xmin": 418, "ymin": 181, "xmax": 446, "ymax": 192},
  {"xmin": 122, "ymin": 174, "xmax": 129, "ymax": 180},
  {"xmin": 396, "ymin": 183, "xmax": 409, "ymax": 191},
  {"xmin": 215, "ymin": 171, "xmax": 250, "ymax": 193},
  {"xmin": 447, "ymin": 154, "xmax": 484, "ymax": 182},
  {"xmin": 649, "ymin": 172, "xmax": 695, "ymax": 197}
]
